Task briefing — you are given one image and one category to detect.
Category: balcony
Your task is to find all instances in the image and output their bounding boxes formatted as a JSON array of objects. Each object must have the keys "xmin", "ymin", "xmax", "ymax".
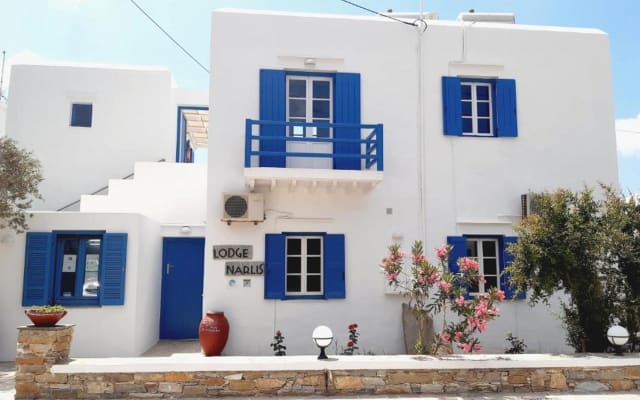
[{"xmin": 244, "ymin": 119, "xmax": 383, "ymax": 190}]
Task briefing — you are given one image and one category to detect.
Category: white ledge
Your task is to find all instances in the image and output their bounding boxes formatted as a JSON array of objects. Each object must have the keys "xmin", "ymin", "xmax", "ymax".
[{"xmin": 244, "ymin": 167, "xmax": 383, "ymax": 190}]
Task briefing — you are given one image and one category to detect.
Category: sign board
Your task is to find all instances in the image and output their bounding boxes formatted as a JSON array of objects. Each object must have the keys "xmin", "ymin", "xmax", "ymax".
[
  {"xmin": 213, "ymin": 245, "xmax": 252, "ymax": 260},
  {"xmin": 225, "ymin": 261, "xmax": 264, "ymax": 276},
  {"xmin": 62, "ymin": 255, "xmax": 77, "ymax": 273}
]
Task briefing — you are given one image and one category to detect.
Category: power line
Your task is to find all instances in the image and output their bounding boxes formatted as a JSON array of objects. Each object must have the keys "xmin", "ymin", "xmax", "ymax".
[
  {"xmin": 338, "ymin": 0, "xmax": 418, "ymax": 27},
  {"xmin": 128, "ymin": 0, "xmax": 209, "ymax": 74}
]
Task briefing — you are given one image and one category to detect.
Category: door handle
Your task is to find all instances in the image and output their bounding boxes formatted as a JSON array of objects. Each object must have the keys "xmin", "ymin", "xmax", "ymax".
[{"xmin": 166, "ymin": 263, "xmax": 174, "ymax": 275}]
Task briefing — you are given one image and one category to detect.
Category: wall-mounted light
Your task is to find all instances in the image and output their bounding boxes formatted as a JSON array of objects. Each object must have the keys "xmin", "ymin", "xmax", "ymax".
[
  {"xmin": 180, "ymin": 226, "xmax": 192, "ymax": 234},
  {"xmin": 312, "ymin": 325, "xmax": 333, "ymax": 360},
  {"xmin": 304, "ymin": 58, "xmax": 316, "ymax": 67}
]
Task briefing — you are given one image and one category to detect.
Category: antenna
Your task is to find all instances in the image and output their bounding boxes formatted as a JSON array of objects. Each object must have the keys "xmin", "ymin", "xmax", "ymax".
[{"xmin": 0, "ymin": 50, "xmax": 6, "ymax": 100}]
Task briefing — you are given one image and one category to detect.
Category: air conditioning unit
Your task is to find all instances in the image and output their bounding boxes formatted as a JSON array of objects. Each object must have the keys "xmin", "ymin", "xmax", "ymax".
[
  {"xmin": 521, "ymin": 192, "xmax": 543, "ymax": 218},
  {"xmin": 222, "ymin": 193, "xmax": 264, "ymax": 223}
]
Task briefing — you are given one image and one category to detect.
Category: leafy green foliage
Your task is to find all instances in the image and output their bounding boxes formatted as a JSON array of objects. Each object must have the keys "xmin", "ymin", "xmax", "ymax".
[
  {"xmin": 507, "ymin": 186, "xmax": 640, "ymax": 352},
  {"xmin": 270, "ymin": 330, "xmax": 286, "ymax": 356},
  {"xmin": 28, "ymin": 305, "xmax": 65, "ymax": 314},
  {"xmin": 504, "ymin": 332, "xmax": 527, "ymax": 354},
  {"xmin": 0, "ymin": 137, "xmax": 43, "ymax": 233}
]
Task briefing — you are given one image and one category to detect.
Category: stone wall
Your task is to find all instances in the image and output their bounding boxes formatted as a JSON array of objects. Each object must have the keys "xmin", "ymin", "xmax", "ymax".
[
  {"xmin": 15, "ymin": 325, "xmax": 73, "ymax": 399},
  {"xmin": 20, "ymin": 365, "xmax": 640, "ymax": 398}
]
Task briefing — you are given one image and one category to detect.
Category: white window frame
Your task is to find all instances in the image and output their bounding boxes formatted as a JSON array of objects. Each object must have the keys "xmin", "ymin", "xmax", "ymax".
[
  {"xmin": 461, "ymin": 82, "xmax": 493, "ymax": 137},
  {"xmin": 467, "ymin": 238, "xmax": 500, "ymax": 294},
  {"xmin": 286, "ymin": 76, "xmax": 333, "ymax": 138},
  {"xmin": 285, "ymin": 236, "xmax": 323, "ymax": 296}
]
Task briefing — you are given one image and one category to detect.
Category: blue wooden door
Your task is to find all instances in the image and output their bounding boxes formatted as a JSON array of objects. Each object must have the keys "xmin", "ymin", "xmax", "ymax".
[{"xmin": 160, "ymin": 238, "xmax": 205, "ymax": 339}]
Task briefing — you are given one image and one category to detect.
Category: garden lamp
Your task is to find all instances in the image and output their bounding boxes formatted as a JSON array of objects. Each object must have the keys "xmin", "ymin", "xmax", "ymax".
[
  {"xmin": 312, "ymin": 325, "xmax": 333, "ymax": 360},
  {"xmin": 607, "ymin": 324, "xmax": 629, "ymax": 356}
]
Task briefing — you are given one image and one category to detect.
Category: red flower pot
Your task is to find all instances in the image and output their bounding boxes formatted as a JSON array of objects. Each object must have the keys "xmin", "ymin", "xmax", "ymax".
[
  {"xmin": 199, "ymin": 311, "xmax": 229, "ymax": 356},
  {"xmin": 24, "ymin": 310, "xmax": 67, "ymax": 327}
]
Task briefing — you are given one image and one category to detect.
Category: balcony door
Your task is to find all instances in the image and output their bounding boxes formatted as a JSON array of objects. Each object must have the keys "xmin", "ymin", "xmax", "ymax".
[{"xmin": 286, "ymin": 76, "xmax": 333, "ymax": 169}]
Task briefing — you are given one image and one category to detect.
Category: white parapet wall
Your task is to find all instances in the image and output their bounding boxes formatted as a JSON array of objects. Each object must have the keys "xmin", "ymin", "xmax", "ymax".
[
  {"xmin": 205, "ymin": 9, "xmax": 617, "ymax": 355},
  {"xmin": 0, "ymin": 212, "xmax": 162, "ymax": 361}
]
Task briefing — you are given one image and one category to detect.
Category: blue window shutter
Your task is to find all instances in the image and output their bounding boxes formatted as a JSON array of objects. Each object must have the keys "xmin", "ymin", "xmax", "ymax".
[
  {"xmin": 323, "ymin": 234, "xmax": 346, "ymax": 299},
  {"xmin": 334, "ymin": 73, "xmax": 361, "ymax": 170},
  {"xmin": 500, "ymin": 236, "xmax": 524, "ymax": 299},
  {"xmin": 259, "ymin": 69, "xmax": 286, "ymax": 167},
  {"xmin": 496, "ymin": 79, "xmax": 518, "ymax": 137},
  {"xmin": 265, "ymin": 234, "xmax": 286, "ymax": 299},
  {"xmin": 447, "ymin": 235, "xmax": 470, "ymax": 299},
  {"xmin": 442, "ymin": 77, "xmax": 462, "ymax": 136},
  {"xmin": 99, "ymin": 233, "xmax": 127, "ymax": 306},
  {"xmin": 22, "ymin": 232, "xmax": 54, "ymax": 306}
]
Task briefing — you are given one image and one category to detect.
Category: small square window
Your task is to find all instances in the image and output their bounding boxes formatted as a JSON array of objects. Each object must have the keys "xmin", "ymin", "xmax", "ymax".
[{"xmin": 71, "ymin": 103, "xmax": 93, "ymax": 127}]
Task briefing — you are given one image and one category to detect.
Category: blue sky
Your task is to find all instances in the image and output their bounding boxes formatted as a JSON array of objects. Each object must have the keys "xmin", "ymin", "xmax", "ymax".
[{"xmin": 1, "ymin": 0, "xmax": 639, "ymax": 192}]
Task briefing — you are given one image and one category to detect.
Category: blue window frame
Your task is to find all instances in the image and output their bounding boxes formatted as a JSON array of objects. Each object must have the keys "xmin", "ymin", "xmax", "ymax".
[
  {"xmin": 442, "ymin": 77, "xmax": 518, "ymax": 137},
  {"xmin": 70, "ymin": 103, "xmax": 93, "ymax": 127},
  {"xmin": 22, "ymin": 231, "xmax": 127, "ymax": 307},
  {"xmin": 264, "ymin": 233, "xmax": 345, "ymax": 300},
  {"xmin": 446, "ymin": 235, "xmax": 524, "ymax": 300}
]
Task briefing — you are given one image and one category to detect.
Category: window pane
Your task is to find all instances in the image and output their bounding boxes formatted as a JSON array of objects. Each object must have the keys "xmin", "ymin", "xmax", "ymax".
[
  {"xmin": 478, "ymin": 118, "xmax": 491, "ymax": 134},
  {"xmin": 287, "ymin": 238, "xmax": 301, "ymax": 255},
  {"xmin": 477, "ymin": 102, "xmax": 490, "ymax": 117},
  {"xmin": 470, "ymin": 282, "xmax": 479, "ymax": 293},
  {"xmin": 482, "ymin": 241, "xmax": 496, "ymax": 257},
  {"xmin": 287, "ymin": 257, "xmax": 301, "ymax": 273},
  {"xmin": 466, "ymin": 240, "xmax": 478, "ymax": 257},
  {"xmin": 313, "ymin": 81, "xmax": 330, "ymax": 99},
  {"xmin": 307, "ymin": 238, "xmax": 321, "ymax": 255},
  {"xmin": 71, "ymin": 104, "xmax": 92, "ymax": 127},
  {"xmin": 462, "ymin": 101, "xmax": 472, "ymax": 117},
  {"xmin": 287, "ymin": 275, "xmax": 301, "ymax": 292},
  {"xmin": 288, "ymin": 119, "xmax": 305, "ymax": 137},
  {"xmin": 485, "ymin": 276, "xmax": 498, "ymax": 290},
  {"xmin": 82, "ymin": 239, "xmax": 101, "ymax": 297},
  {"xmin": 313, "ymin": 100, "xmax": 330, "ymax": 119},
  {"xmin": 289, "ymin": 99, "xmax": 306, "ymax": 118},
  {"xmin": 307, "ymin": 275, "xmax": 321, "ymax": 292},
  {"xmin": 461, "ymin": 84, "xmax": 471, "ymax": 100},
  {"xmin": 60, "ymin": 239, "xmax": 79, "ymax": 297},
  {"xmin": 289, "ymin": 79, "xmax": 306, "ymax": 98},
  {"xmin": 476, "ymin": 85, "xmax": 489, "ymax": 101},
  {"xmin": 462, "ymin": 118, "xmax": 473, "ymax": 133},
  {"xmin": 483, "ymin": 258, "xmax": 497, "ymax": 275},
  {"xmin": 307, "ymin": 257, "xmax": 321, "ymax": 273}
]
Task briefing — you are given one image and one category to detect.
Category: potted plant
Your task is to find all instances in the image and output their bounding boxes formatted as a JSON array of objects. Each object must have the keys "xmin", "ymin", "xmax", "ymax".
[{"xmin": 24, "ymin": 305, "xmax": 67, "ymax": 327}]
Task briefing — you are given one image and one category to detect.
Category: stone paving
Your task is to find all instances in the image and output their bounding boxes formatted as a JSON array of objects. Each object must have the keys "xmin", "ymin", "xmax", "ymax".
[{"xmin": 0, "ymin": 362, "xmax": 16, "ymax": 400}]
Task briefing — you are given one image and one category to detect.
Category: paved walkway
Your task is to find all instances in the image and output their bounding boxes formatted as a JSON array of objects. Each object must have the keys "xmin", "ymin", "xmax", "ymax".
[{"xmin": 0, "ymin": 362, "xmax": 15, "ymax": 400}]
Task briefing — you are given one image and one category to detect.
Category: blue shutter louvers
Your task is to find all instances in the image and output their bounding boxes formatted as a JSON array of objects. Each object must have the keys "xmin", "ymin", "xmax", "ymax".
[
  {"xmin": 442, "ymin": 77, "xmax": 463, "ymax": 136},
  {"xmin": 323, "ymin": 234, "xmax": 346, "ymax": 299},
  {"xmin": 259, "ymin": 69, "xmax": 286, "ymax": 167},
  {"xmin": 496, "ymin": 79, "xmax": 518, "ymax": 137},
  {"xmin": 446, "ymin": 235, "xmax": 471, "ymax": 299},
  {"xmin": 22, "ymin": 232, "xmax": 54, "ymax": 306},
  {"xmin": 500, "ymin": 236, "xmax": 524, "ymax": 299},
  {"xmin": 99, "ymin": 233, "xmax": 127, "ymax": 306},
  {"xmin": 264, "ymin": 234, "xmax": 286, "ymax": 299},
  {"xmin": 334, "ymin": 73, "xmax": 361, "ymax": 170}
]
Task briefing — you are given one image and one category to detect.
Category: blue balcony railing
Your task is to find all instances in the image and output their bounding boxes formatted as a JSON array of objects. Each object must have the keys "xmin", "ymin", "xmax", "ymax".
[{"xmin": 244, "ymin": 119, "xmax": 383, "ymax": 171}]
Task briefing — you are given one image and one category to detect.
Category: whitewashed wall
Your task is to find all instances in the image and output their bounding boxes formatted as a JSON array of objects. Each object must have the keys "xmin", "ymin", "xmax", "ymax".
[
  {"xmin": 0, "ymin": 102, "xmax": 6, "ymax": 137},
  {"xmin": 0, "ymin": 212, "xmax": 161, "ymax": 361},
  {"xmin": 80, "ymin": 162, "xmax": 207, "ymax": 225},
  {"xmin": 5, "ymin": 64, "xmax": 175, "ymax": 211},
  {"xmin": 207, "ymin": 10, "xmax": 617, "ymax": 355}
]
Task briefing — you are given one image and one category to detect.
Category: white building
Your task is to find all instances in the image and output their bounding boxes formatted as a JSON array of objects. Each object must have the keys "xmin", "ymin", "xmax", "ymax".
[{"xmin": 0, "ymin": 9, "xmax": 618, "ymax": 361}]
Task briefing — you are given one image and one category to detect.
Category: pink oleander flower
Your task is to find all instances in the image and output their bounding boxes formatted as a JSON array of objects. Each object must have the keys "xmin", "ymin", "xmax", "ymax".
[
  {"xmin": 348, "ymin": 341, "xmax": 353, "ymax": 347},
  {"xmin": 479, "ymin": 275, "xmax": 486, "ymax": 284},
  {"xmin": 428, "ymin": 273, "xmax": 439, "ymax": 283},
  {"xmin": 454, "ymin": 331, "xmax": 464, "ymax": 340},
  {"xmin": 387, "ymin": 272, "xmax": 398, "ymax": 281},
  {"xmin": 455, "ymin": 296, "xmax": 465, "ymax": 307},
  {"xmin": 418, "ymin": 277, "xmax": 425, "ymax": 285},
  {"xmin": 412, "ymin": 254, "xmax": 427, "ymax": 264},
  {"xmin": 437, "ymin": 280, "xmax": 452, "ymax": 293},
  {"xmin": 398, "ymin": 251, "xmax": 407, "ymax": 258},
  {"xmin": 435, "ymin": 245, "xmax": 449, "ymax": 259},
  {"xmin": 461, "ymin": 342, "xmax": 474, "ymax": 353},
  {"xmin": 459, "ymin": 257, "xmax": 479, "ymax": 272},
  {"xmin": 440, "ymin": 332, "xmax": 451, "ymax": 342},
  {"xmin": 496, "ymin": 290, "xmax": 506, "ymax": 301}
]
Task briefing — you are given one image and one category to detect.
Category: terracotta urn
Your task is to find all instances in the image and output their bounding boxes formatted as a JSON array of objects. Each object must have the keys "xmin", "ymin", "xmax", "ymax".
[
  {"xmin": 199, "ymin": 311, "xmax": 229, "ymax": 356},
  {"xmin": 24, "ymin": 310, "xmax": 68, "ymax": 327}
]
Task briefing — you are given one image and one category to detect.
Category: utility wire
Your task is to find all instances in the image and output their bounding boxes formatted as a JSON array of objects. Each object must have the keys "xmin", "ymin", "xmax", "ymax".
[
  {"xmin": 338, "ymin": 0, "xmax": 418, "ymax": 27},
  {"xmin": 128, "ymin": 0, "xmax": 209, "ymax": 73}
]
